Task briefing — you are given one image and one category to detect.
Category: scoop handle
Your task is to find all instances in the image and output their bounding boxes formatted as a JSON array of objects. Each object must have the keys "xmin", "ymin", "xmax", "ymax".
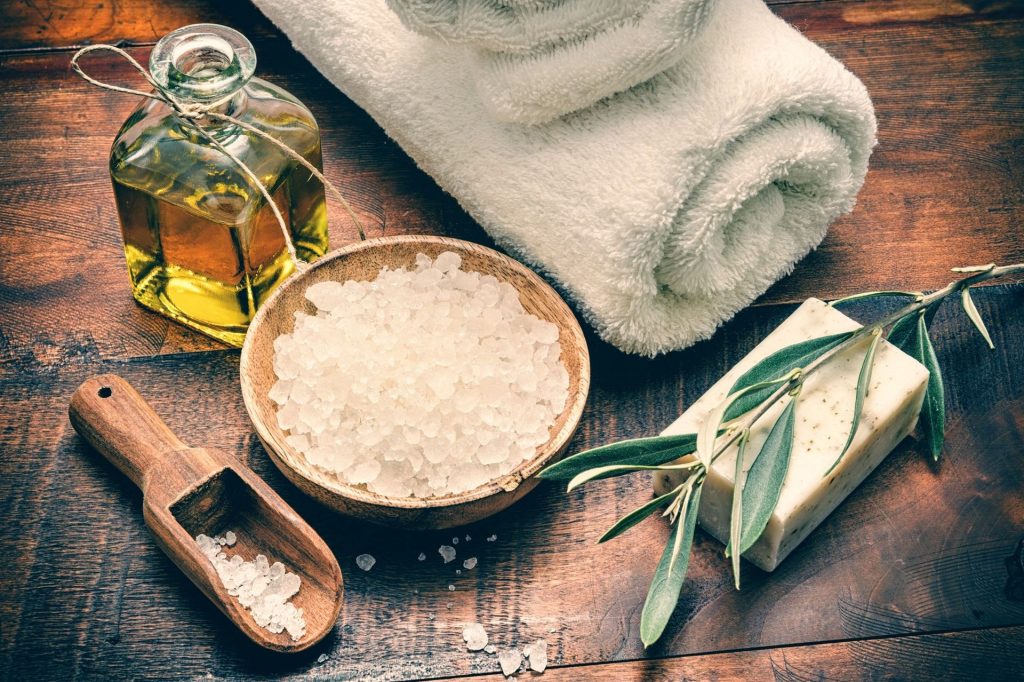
[{"xmin": 69, "ymin": 374, "xmax": 187, "ymax": 489}]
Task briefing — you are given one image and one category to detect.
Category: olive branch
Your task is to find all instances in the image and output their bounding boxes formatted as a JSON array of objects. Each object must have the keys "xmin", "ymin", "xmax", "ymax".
[{"xmin": 538, "ymin": 263, "xmax": 1024, "ymax": 647}]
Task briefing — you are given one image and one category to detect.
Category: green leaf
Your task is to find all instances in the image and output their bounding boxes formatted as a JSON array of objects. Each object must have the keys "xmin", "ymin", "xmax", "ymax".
[
  {"xmin": 961, "ymin": 287, "xmax": 995, "ymax": 349},
  {"xmin": 696, "ymin": 376, "xmax": 794, "ymax": 467},
  {"xmin": 886, "ymin": 312, "xmax": 918, "ymax": 348},
  {"xmin": 888, "ymin": 312, "xmax": 946, "ymax": 461},
  {"xmin": 640, "ymin": 478, "xmax": 704, "ymax": 648},
  {"xmin": 951, "ymin": 263, "xmax": 995, "ymax": 273},
  {"xmin": 565, "ymin": 461, "xmax": 702, "ymax": 493},
  {"xmin": 828, "ymin": 290, "xmax": 921, "ymax": 307},
  {"xmin": 728, "ymin": 430, "xmax": 751, "ymax": 589},
  {"xmin": 827, "ymin": 330, "xmax": 882, "ymax": 475},
  {"xmin": 599, "ymin": 486, "xmax": 682, "ymax": 543},
  {"xmin": 917, "ymin": 315, "xmax": 946, "ymax": 460},
  {"xmin": 726, "ymin": 332, "xmax": 852, "ymax": 421},
  {"xmin": 730, "ymin": 397, "xmax": 797, "ymax": 562},
  {"xmin": 538, "ymin": 433, "xmax": 698, "ymax": 481}
]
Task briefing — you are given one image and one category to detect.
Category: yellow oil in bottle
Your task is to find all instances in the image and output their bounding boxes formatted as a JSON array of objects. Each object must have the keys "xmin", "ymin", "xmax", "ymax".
[
  {"xmin": 108, "ymin": 23, "xmax": 330, "ymax": 346},
  {"xmin": 112, "ymin": 150, "xmax": 327, "ymax": 346}
]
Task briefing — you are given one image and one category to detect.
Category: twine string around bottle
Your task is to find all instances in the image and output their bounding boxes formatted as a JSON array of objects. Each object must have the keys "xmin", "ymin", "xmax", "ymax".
[{"xmin": 70, "ymin": 44, "xmax": 368, "ymax": 274}]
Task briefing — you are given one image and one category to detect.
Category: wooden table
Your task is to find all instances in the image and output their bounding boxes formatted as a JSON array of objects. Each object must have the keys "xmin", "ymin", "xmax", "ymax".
[{"xmin": 2, "ymin": 1, "xmax": 1023, "ymax": 679}]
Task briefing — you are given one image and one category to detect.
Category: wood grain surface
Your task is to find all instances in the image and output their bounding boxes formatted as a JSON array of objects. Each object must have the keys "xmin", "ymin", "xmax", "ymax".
[
  {"xmin": 1, "ymin": 0, "xmax": 1023, "ymax": 679},
  {"xmin": 442, "ymin": 626, "xmax": 1024, "ymax": 680},
  {"xmin": 2, "ymin": 286, "xmax": 1023, "ymax": 680}
]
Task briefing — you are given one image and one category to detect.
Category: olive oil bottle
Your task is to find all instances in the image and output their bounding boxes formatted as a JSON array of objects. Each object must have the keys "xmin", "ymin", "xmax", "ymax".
[{"xmin": 109, "ymin": 24, "xmax": 328, "ymax": 346}]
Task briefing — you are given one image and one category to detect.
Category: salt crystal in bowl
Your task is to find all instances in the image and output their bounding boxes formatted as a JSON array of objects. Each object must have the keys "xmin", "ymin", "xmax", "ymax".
[{"xmin": 240, "ymin": 236, "xmax": 590, "ymax": 529}]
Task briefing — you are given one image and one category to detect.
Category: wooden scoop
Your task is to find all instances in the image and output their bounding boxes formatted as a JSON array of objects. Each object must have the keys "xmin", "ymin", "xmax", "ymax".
[{"xmin": 69, "ymin": 374, "xmax": 343, "ymax": 652}]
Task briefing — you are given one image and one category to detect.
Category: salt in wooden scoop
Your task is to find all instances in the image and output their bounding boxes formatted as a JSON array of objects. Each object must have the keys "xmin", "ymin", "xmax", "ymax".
[{"xmin": 69, "ymin": 374, "xmax": 343, "ymax": 652}]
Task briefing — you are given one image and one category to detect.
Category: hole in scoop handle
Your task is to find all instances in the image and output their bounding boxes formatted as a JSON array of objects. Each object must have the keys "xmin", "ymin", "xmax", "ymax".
[{"xmin": 69, "ymin": 374, "xmax": 187, "ymax": 489}]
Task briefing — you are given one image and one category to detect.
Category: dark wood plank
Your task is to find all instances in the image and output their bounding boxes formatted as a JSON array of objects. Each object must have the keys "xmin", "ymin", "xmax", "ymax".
[
  {"xmin": 0, "ymin": 0, "xmax": 280, "ymax": 52},
  {"xmin": 444, "ymin": 626, "xmax": 1024, "ymax": 681},
  {"xmin": 2, "ymin": 286, "xmax": 1022, "ymax": 680},
  {"xmin": 1, "ymin": 1, "xmax": 1022, "ymax": 363}
]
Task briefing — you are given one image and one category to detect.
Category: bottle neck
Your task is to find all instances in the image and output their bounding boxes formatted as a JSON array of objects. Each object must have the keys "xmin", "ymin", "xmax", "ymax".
[{"xmin": 150, "ymin": 24, "xmax": 256, "ymax": 106}]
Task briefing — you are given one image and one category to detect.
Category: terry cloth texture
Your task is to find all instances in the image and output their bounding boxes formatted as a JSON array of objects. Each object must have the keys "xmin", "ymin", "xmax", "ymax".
[
  {"xmin": 387, "ymin": 0, "xmax": 713, "ymax": 123},
  {"xmin": 385, "ymin": 0, "xmax": 650, "ymax": 54},
  {"xmin": 253, "ymin": 0, "xmax": 877, "ymax": 356}
]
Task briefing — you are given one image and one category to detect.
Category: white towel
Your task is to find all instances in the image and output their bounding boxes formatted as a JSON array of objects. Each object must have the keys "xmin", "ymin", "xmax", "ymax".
[
  {"xmin": 386, "ymin": 0, "xmax": 712, "ymax": 124},
  {"xmin": 253, "ymin": 0, "xmax": 876, "ymax": 356},
  {"xmin": 385, "ymin": 0, "xmax": 648, "ymax": 54}
]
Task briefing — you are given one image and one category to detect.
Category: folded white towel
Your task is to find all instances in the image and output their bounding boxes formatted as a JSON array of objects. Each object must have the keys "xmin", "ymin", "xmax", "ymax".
[
  {"xmin": 253, "ymin": 0, "xmax": 876, "ymax": 356},
  {"xmin": 386, "ymin": 0, "xmax": 711, "ymax": 124},
  {"xmin": 386, "ymin": 0, "xmax": 648, "ymax": 54},
  {"xmin": 474, "ymin": 0, "xmax": 713, "ymax": 124}
]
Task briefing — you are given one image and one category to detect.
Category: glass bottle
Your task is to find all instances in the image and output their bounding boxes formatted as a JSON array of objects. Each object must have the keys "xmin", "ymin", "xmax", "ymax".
[{"xmin": 109, "ymin": 23, "xmax": 329, "ymax": 346}]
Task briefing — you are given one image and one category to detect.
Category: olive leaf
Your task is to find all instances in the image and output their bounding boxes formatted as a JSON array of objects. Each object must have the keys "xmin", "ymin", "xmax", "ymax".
[
  {"xmin": 640, "ymin": 477, "xmax": 704, "ymax": 648},
  {"xmin": 538, "ymin": 433, "xmax": 697, "ymax": 481},
  {"xmin": 599, "ymin": 485, "xmax": 684, "ymax": 543},
  {"xmin": 826, "ymin": 329, "xmax": 883, "ymax": 475},
  {"xmin": 961, "ymin": 287, "xmax": 995, "ymax": 349},
  {"xmin": 917, "ymin": 315, "xmax": 946, "ymax": 460},
  {"xmin": 565, "ymin": 460, "xmax": 703, "ymax": 493},
  {"xmin": 725, "ymin": 332, "xmax": 852, "ymax": 421},
  {"xmin": 697, "ymin": 376, "xmax": 794, "ymax": 467},
  {"xmin": 886, "ymin": 311, "xmax": 918, "ymax": 348},
  {"xmin": 725, "ymin": 397, "xmax": 798, "ymax": 589},
  {"xmin": 951, "ymin": 263, "xmax": 995, "ymax": 273},
  {"xmin": 728, "ymin": 430, "xmax": 751, "ymax": 589},
  {"xmin": 828, "ymin": 290, "xmax": 921, "ymax": 307},
  {"xmin": 888, "ymin": 311, "xmax": 946, "ymax": 460}
]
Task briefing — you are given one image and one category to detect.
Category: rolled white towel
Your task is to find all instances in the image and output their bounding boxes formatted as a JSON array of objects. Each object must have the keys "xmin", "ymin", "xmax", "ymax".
[
  {"xmin": 253, "ymin": 0, "xmax": 876, "ymax": 356},
  {"xmin": 386, "ymin": 0, "xmax": 649, "ymax": 54}
]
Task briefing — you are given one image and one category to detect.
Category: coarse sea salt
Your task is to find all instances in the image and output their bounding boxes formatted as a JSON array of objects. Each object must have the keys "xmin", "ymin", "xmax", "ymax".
[
  {"xmin": 270, "ymin": 252, "xmax": 570, "ymax": 498},
  {"xmin": 523, "ymin": 639, "xmax": 548, "ymax": 673},
  {"xmin": 497, "ymin": 649, "xmax": 523, "ymax": 677},
  {"xmin": 196, "ymin": 533, "xmax": 306, "ymax": 641},
  {"xmin": 463, "ymin": 623, "xmax": 488, "ymax": 651}
]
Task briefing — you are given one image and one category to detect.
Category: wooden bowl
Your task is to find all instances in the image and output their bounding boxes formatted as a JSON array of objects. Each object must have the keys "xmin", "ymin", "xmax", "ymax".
[{"xmin": 240, "ymin": 235, "xmax": 590, "ymax": 529}]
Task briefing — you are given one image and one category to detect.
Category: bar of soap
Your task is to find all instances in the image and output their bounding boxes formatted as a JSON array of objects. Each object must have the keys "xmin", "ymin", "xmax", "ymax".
[{"xmin": 653, "ymin": 299, "xmax": 929, "ymax": 572}]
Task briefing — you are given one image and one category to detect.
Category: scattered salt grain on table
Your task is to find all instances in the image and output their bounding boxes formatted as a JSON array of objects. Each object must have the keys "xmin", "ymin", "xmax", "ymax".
[
  {"xmin": 196, "ymin": 533, "xmax": 306, "ymax": 641},
  {"xmin": 452, "ymin": 537, "xmax": 459, "ymax": 545},
  {"xmin": 463, "ymin": 557, "xmax": 477, "ymax": 570},
  {"xmin": 418, "ymin": 553, "xmax": 427, "ymax": 561},
  {"xmin": 462, "ymin": 623, "xmax": 488, "ymax": 651},
  {"xmin": 316, "ymin": 654, "xmax": 329, "ymax": 664},
  {"xmin": 523, "ymin": 639, "xmax": 548, "ymax": 673},
  {"xmin": 486, "ymin": 534, "xmax": 497, "ymax": 542},
  {"xmin": 270, "ymin": 252, "xmax": 570, "ymax": 498},
  {"xmin": 356, "ymin": 554, "xmax": 376, "ymax": 571},
  {"xmin": 439, "ymin": 545, "xmax": 457, "ymax": 563},
  {"xmin": 497, "ymin": 649, "xmax": 523, "ymax": 677}
]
